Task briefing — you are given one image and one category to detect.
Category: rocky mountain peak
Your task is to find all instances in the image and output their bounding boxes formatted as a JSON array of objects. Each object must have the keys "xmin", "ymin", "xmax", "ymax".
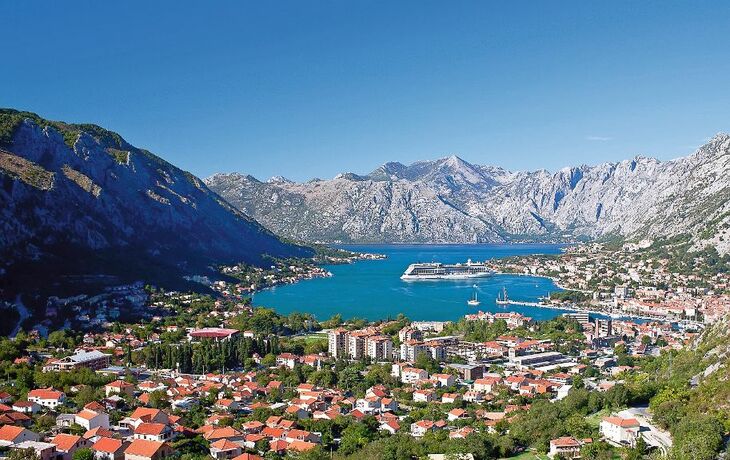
[
  {"xmin": 206, "ymin": 134, "xmax": 730, "ymax": 252},
  {"xmin": 334, "ymin": 172, "xmax": 366, "ymax": 181},
  {"xmin": 267, "ymin": 175, "xmax": 293, "ymax": 184},
  {"xmin": 694, "ymin": 133, "xmax": 730, "ymax": 159}
]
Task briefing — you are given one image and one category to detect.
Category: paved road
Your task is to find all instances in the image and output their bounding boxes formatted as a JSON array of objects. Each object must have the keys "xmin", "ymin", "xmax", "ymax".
[{"xmin": 619, "ymin": 406, "xmax": 672, "ymax": 453}]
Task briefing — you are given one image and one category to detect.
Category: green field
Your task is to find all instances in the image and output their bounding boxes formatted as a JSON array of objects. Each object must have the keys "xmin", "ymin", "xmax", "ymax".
[
  {"xmin": 299, "ymin": 332, "xmax": 328, "ymax": 343},
  {"xmin": 585, "ymin": 408, "xmax": 612, "ymax": 428}
]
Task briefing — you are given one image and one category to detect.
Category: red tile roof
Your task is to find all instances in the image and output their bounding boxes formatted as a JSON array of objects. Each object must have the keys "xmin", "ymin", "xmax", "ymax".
[
  {"xmin": 124, "ymin": 439, "xmax": 167, "ymax": 457},
  {"xmin": 603, "ymin": 416, "xmax": 640, "ymax": 428},
  {"xmin": 28, "ymin": 388, "xmax": 64, "ymax": 400},
  {"xmin": 51, "ymin": 433, "xmax": 82, "ymax": 452},
  {"xmin": 0, "ymin": 425, "xmax": 25, "ymax": 442},
  {"xmin": 134, "ymin": 422, "xmax": 168, "ymax": 436},
  {"xmin": 92, "ymin": 437, "xmax": 123, "ymax": 453}
]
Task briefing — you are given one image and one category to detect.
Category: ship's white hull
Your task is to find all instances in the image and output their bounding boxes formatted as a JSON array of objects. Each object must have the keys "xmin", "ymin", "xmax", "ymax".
[{"xmin": 400, "ymin": 272, "xmax": 492, "ymax": 281}]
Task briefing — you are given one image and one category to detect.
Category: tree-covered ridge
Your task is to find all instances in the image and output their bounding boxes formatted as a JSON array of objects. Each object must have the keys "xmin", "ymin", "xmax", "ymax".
[{"xmin": 0, "ymin": 108, "xmax": 126, "ymax": 151}]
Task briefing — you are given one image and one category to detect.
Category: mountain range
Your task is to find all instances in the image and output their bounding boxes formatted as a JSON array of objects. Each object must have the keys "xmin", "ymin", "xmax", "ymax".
[
  {"xmin": 206, "ymin": 135, "xmax": 730, "ymax": 253},
  {"xmin": 0, "ymin": 109, "xmax": 310, "ymax": 298}
]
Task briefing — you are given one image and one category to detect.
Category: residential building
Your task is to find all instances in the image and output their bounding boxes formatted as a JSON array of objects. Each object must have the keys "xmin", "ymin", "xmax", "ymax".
[
  {"xmin": 400, "ymin": 367, "xmax": 428, "ymax": 384},
  {"xmin": 133, "ymin": 423, "xmax": 174, "ymax": 442},
  {"xmin": 92, "ymin": 437, "xmax": 127, "ymax": 460},
  {"xmin": 124, "ymin": 439, "xmax": 173, "ymax": 460},
  {"xmin": 105, "ymin": 380, "xmax": 135, "ymax": 398},
  {"xmin": 75, "ymin": 408, "xmax": 110, "ymax": 431},
  {"xmin": 600, "ymin": 416, "xmax": 640, "ymax": 446},
  {"xmin": 189, "ymin": 328, "xmax": 239, "ymax": 342},
  {"xmin": 9, "ymin": 441, "xmax": 57, "ymax": 460},
  {"xmin": 0, "ymin": 425, "xmax": 39, "ymax": 446},
  {"xmin": 43, "ymin": 350, "xmax": 111, "ymax": 372},
  {"xmin": 347, "ymin": 332, "xmax": 368, "ymax": 359},
  {"xmin": 365, "ymin": 336, "xmax": 393, "ymax": 361},
  {"xmin": 28, "ymin": 388, "xmax": 66, "ymax": 409},
  {"xmin": 328, "ymin": 328, "xmax": 349, "ymax": 359},
  {"xmin": 549, "ymin": 437, "xmax": 589, "ymax": 458},
  {"xmin": 50, "ymin": 433, "xmax": 90, "ymax": 460}
]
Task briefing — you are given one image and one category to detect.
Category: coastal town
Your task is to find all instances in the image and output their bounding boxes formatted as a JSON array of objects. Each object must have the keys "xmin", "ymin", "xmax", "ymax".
[
  {"xmin": 488, "ymin": 239, "xmax": 730, "ymax": 324},
  {"xmin": 5, "ymin": 4, "xmax": 730, "ymax": 459},
  {"xmin": 0, "ymin": 239, "xmax": 727, "ymax": 460}
]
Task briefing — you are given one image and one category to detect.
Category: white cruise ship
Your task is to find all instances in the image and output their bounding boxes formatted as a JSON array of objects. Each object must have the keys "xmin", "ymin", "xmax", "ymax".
[{"xmin": 400, "ymin": 259, "xmax": 493, "ymax": 280}]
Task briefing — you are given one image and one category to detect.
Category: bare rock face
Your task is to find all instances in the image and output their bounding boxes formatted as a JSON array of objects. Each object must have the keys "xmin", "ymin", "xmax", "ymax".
[
  {"xmin": 0, "ymin": 109, "xmax": 311, "ymax": 293},
  {"xmin": 206, "ymin": 134, "xmax": 730, "ymax": 252}
]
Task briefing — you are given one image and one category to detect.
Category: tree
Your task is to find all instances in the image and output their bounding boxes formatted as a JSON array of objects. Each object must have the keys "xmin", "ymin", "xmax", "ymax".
[
  {"xmin": 74, "ymin": 386, "xmax": 99, "ymax": 407},
  {"xmin": 8, "ymin": 448, "xmax": 40, "ymax": 460},
  {"xmin": 72, "ymin": 448, "xmax": 95, "ymax": 460},
  {"xmin": 564, "ymin": 414, "xmax": 592, "ymax": 439},
  {"xmin": 261, "ymin": 353, "xmax": 277, "ymax": 367},
  {"xmin": 172, "ymin": 436, "xmax": 209, "ymax": 457},
  {"xmin": 671, "ymin": 414, "xmax": 724, "ymax": 460},
  {"xmin": 339, "ymin": 422, "xmax": 376, "ymax": 455},
  {"xmin": 414, "ymin": 353, "xmax": 440, "ymax": 375},
  {"xmin": 580, "ymin": 441, "xmax": 613, "ymax": 460},
  {"xmin": 148, "ymin": 390, "xmax": 169, "ymax": 409},
  {"xmin": 603, "ymin": 384, "xmax": 629, "ymax": 409}
]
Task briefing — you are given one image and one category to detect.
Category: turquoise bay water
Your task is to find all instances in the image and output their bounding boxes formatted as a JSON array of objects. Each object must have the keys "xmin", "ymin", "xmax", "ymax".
[{"xmin": 253, "ymin": 244, "xmax": 578, "ymax": 322}]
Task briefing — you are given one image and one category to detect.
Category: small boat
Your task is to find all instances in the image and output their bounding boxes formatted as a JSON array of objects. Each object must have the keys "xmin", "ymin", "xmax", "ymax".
[
  {"xmin": 496, "ymin": 286, "xmax": 509, "ymax": 306},
  {"xmin": 467, "ymin": 285, "xmax": 481, "ymax": 306}
]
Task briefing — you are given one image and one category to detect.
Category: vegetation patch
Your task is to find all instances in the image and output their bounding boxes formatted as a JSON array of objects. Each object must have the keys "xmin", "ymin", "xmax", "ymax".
[
  {"xmin": 0, "ymin": 108, "xmax": 130, "ymax": 150},
  {"xmin": 62, "ymin": 165, "xmax": 102, "ymax": 197},
  {"xmin": 0, "ymin": 150, "xmax": 55, "ymax": 190},
  {"xmin": 105, "ymin": 147, "xmax": 129, "ymax": 164}
]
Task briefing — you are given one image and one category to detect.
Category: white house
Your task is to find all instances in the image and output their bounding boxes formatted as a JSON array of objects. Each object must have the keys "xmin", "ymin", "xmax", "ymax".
[
  {"xmin": 401, "ymin": 367, "xmax": 428, "ymax": 384},
  {"xmin": 133, "ymin": 423, "xmax": 174, "ymax": 442},
  {"xmin": 0, "ymin": 425, "xmax": 39, "ymax": 447},
  {"xmin": 12, "ymin": 400, "xmax": 40, "ymax": 414},
  {"xmin": 413, "ymin": 389, "xmax": 434, "ymax": 403},
  {"xmin": 411, "ymin": 420, "xmax": 436, "ymax": 437},
  {"xmin": 75, "ymin": 409, "xmax": 110, "ymax": 431},
  {"xmin": 549, "ymin": 436, "xmax": 588, "ymax": 458},
  {"xmin": 447, "ymin": 408, "xmax": 469, "ymax": 422},
  {"xmin": 600, "ymin": 416, "xmax": 640, "ymax": 446},
  {"xmin": 27, "ymin": 388, "xmax": 66, "ymax": 409},
  {"xmin": 355, "ymin": 397, "xmax": 381, "ymax": 414},
  {"xmin": 473, "ymin": 377, "xmax": 500, "ymax": 394},
  {"xmin": 431, "ymin": 373, "xmax": 456, "ymax": 387}
]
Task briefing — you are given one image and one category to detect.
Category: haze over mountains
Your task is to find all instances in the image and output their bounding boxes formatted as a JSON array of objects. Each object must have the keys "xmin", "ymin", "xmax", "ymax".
[
  {"xmin": 207, "ymin": 135, "xmax": 730, "ymax": 253},
  {"xmin": 0, "ymin": 109, "xmax": 311, "ymax": 296}
]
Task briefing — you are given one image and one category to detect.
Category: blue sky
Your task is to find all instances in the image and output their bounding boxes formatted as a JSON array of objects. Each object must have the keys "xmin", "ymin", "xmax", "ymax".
[{"xmin": 2, "ymin": 1, "xmax": 729, "ymax": 181}]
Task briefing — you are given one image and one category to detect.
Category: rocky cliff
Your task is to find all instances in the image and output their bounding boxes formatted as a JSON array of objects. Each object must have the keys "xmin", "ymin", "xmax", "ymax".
[
  {"xmin": 206, "ymin": 135, "xmax": 730, "ymax": 252},
  {"xmin": 0, "ymin": 109, "xmax": 311, "ymax": 296}
]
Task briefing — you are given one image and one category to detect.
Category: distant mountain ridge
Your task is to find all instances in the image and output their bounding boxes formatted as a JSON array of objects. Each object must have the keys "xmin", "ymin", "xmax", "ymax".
[
  {"xmin": 0, "ymin": 108, "xmax": 311, "ymax": 297},
  {"xmin": 206, "ymin": 135, "xmax": 730, "ymax": 253}
]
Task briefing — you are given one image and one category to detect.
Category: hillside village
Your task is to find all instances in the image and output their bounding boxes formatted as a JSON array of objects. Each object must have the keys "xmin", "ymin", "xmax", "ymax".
[{"xmin": 0, "ymin": 241, "xmax": 726, "ymax": 460}]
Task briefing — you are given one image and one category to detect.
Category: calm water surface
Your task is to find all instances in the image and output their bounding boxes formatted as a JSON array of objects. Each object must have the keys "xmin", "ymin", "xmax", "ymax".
[{"xmin": 253, "ymin": 244, "xmax": 580, "ymax": 321}]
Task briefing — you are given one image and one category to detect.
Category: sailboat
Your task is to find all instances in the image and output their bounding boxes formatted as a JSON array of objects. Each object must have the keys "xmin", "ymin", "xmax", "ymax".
[
  {"xmin": 496, "ymin": 286, "xmax": 509, "ymax": 306},
  {"xmin": 467, "ymin": 285, "xmax": 481, "ymax": 306}
]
